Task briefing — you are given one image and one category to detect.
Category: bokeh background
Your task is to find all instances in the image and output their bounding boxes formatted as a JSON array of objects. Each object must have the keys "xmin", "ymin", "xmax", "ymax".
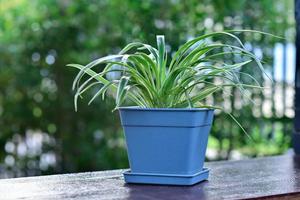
[{"xmin": 0, "ymin": 0, "xmax": 296, "ymax": 178}]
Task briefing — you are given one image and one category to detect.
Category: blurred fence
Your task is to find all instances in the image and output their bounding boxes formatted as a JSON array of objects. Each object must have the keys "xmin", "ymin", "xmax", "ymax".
[{"xmin": 207, "ymin": 42, "xmax": 295, "ymax": 160}]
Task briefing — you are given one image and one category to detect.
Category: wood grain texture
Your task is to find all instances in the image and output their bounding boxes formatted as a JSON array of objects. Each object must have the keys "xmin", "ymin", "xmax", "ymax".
[{"xmin": 1, "ymin": 155, "xmax": 300, "ymax": 200}]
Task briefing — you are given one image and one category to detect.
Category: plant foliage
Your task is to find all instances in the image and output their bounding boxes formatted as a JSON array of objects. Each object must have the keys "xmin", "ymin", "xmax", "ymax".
[{"xmin": 69, "ymin": 31, "xmax": 271, "ymax": 113}]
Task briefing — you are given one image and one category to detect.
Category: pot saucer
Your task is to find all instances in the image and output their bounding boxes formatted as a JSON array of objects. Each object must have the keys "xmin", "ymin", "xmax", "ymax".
[{"xmin": 123, "ymin": 168, "xmax": 209, "ymax": 186}]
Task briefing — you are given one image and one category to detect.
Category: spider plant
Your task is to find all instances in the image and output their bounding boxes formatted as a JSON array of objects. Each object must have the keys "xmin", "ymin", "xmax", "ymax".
[{"xmin": 68, "ymin": 31, "xmax": 276, "ymax": 134}]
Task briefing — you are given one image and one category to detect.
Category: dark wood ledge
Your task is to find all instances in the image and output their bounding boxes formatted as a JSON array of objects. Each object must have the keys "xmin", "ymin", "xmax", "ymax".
[{"xmin": 1, "ymin": 155, "xmax": 300, "ymax": 200}]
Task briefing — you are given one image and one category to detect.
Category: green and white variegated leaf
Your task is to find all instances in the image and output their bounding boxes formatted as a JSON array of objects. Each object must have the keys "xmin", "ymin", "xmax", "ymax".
[
  {"xmin": 69, "ymin": 30, "xmax": 282, "ymax": 136},
  {"xmin": 116, "ymin": 76, "xmax": 130, "ymax": 108}
]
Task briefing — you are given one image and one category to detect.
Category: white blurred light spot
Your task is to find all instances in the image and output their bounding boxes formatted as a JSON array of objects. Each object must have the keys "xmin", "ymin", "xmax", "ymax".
[
  {"xmin": 45, "ymin": 55, "xmax": 55, "ymax": 65},
  {"xmin": 32, "ymin": 52, "xmax": 40, "ymax": 62},
  {"xmin": 244, "ymin": 42, "xmax": 252, "ymax": 51},
  {"xmin": 206, "ymin": 148, "xmax": 217, "ymax": 160},
  {"xmin": 40, "ymin": 153, "xmax": 56, "ymax": 170},
  {"xmin": 17, "ymin": 142, "xmax": 27, "ymax": 157},
  {"xmin": 5, "ymin": 155, "xmax": 15, "ymax": 166},
  {"xmin": 253, "ymin": 47, "xmax": 263, "ymax": 59},
  {"xmin": 93, "ymin": 130, "xmax": 104, "ymax": 141},
  {"xmin": 214, "ymin": 23, "xmax": 223, "ymax": 31},
  {"xmin": 154, "ymin": 19, "xmax": 165, "ymax": 29},
  {"xmin": 204, "ymin": 17, "xmax": 214, "ymax": 29},
  {"xmin": 41, "ymin": 78, "xmax": 57, "ymax": 93},
  {"xmin": 5, "ymin": 142, "xmax": 15, "ymax": 153},
  {"xmin": 33, "ymin": 93, "xmax": 43, "ymax": 102},
  {"xmin": 26, "ymin": 131, "xmax": 43, "ymax": 157}
]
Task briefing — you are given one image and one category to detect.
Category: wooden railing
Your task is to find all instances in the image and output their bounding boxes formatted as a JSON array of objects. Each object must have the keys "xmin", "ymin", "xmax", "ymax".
[{"xmin": 1, "ymin": 155, "xmax": 300, "ymax": 199}]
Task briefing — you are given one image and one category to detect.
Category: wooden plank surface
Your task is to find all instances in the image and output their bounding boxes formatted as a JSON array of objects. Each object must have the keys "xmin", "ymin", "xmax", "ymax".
[{"xmin": 1, "ymin": 155, "xmax": 300, "ymax": 200}]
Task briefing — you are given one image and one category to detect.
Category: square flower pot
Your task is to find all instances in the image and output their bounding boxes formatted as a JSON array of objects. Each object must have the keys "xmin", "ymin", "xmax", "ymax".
[{"xmin": 119, "ymin": 107, "xmax": 214, "ymax": 185}]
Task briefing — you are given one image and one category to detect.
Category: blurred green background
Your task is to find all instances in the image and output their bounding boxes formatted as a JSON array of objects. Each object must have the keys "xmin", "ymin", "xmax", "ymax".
[{"xmin": 0, "ymin": 0, "xmax": 295, "ymax": 178}]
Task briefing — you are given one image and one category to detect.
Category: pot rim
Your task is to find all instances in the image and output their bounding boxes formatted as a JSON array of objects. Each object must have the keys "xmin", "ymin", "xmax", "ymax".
[{"xmin": 118, "ymin": 106, "xmax": 214, "ymax": 112}]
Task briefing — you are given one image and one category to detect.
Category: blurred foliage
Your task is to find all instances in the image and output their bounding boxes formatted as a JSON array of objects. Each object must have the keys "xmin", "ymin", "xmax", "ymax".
[{"xmin": 0, "ymin": 0, "xmax": 295, "ymax": 177}]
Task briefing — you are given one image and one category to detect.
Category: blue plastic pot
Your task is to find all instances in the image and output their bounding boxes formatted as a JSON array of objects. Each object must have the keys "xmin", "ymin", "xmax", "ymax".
[{"xmin": 119, "ymin": 107, "xmax": 214, "ymax": 185}]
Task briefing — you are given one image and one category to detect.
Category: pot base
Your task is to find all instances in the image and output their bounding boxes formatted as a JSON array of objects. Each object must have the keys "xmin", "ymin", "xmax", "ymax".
[{"xmin": 123, "ymin": 168, "xmax": 209, "ymax": 186}]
